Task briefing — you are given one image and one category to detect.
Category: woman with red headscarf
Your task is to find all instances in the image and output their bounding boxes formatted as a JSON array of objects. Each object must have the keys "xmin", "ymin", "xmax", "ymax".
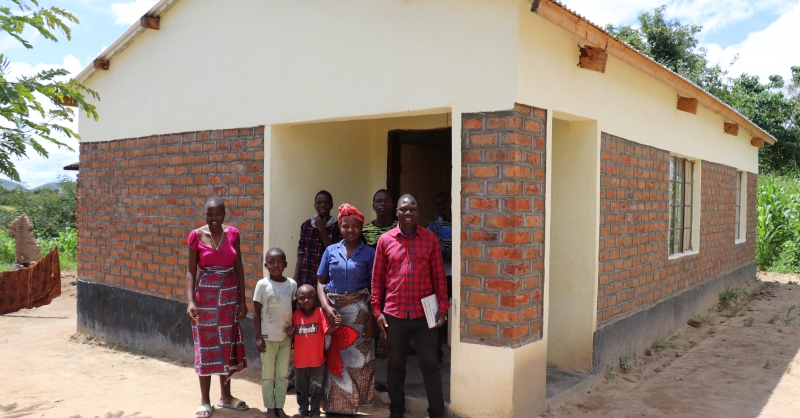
[{"xmin": 316, "ymin": 203, "xmax": 375, "ymax": 417}]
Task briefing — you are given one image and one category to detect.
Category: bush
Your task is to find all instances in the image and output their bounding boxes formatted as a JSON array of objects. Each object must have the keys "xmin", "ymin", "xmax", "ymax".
[
  {"xmin": 757, "ymin": 173, "xmax": 800, "ymax": 273},
  {"xmin": 0, "ymin": 227, "xmax": 77, "ymax": 271},
  {"xmin": 0, "ymin": 176, "xmax": 76, "ymax": 238}
]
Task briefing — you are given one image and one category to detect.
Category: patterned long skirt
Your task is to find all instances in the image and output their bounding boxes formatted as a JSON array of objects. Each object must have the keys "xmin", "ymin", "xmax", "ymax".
[
  {"xmin": 323, "ymin": 288, "xmax": 375, "ymax": 414},
  {"xmin": 192, "ymin": 266, "xmax": 247, "ymax": 377}
]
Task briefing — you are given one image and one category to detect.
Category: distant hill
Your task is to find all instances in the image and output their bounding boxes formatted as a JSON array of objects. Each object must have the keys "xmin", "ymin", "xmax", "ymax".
[
  {"xmin": 0, "ymin": 179, "xmax": 26, "ymax": 190},
  {"xmin": 34, "ymin": 182, "xmax": 60, "ymax": 191}
]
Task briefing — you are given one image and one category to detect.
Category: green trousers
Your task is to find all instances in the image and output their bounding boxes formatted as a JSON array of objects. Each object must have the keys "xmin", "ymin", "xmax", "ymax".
[{"xmin": 261, "ymin": 337, "xmax": 291, "ymax": 408}]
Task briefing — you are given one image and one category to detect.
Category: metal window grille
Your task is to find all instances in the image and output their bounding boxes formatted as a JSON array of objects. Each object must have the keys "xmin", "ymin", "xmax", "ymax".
[
  {"xmin": 669, "ymin": 157, "xmax": 694, "ymax": 254},
  {"xmin": 735, "ymin": 171, "xmax": 742, "ymax": 240}
]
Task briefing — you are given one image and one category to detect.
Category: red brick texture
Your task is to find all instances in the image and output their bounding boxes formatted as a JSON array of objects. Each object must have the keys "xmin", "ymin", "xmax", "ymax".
[
  {"xmin": 460, "ymin": 103, "xmax": 546, "ymax": 348},
  {"xmin": 76, "ymin": 127, "xmax": 265, "ymax": 305},
  {"xmin": 598, "ymin": 133, "xmax": 756, "ymax": 325}
]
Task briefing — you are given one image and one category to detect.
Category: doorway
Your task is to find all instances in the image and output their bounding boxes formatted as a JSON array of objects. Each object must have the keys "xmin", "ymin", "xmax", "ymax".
[
  {"xmin": 546, "ymin": 116, "xmax": 599, "ymax": 397},
  {"xmin": 387, "ymin": 128, "xmax": 452, "ymax": 225}
]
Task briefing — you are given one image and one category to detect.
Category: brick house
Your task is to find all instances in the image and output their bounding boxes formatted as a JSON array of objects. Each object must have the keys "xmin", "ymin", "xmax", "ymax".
[{"xmin": 74, "ymin": 1, "xmax": 772, "ymax": 416}]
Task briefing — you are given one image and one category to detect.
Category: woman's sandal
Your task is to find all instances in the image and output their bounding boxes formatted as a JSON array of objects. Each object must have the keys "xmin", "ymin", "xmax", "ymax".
[
  {"xmin": 195, "ymin": 404, "xmax": 214, "ymax": 417},
  {"xmin": 216, "ymin": 397, "xmax": 249, "ymax": 411}
]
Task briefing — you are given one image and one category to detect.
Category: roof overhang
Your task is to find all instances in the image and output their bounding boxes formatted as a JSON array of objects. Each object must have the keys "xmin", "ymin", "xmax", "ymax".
[
  {"xmin": 530, "ymin": 0, "xmax": 776, "ymax": 145},
  {"xmin": 74, "ymin": 0, "xmax": 179, "ymax": 83}
]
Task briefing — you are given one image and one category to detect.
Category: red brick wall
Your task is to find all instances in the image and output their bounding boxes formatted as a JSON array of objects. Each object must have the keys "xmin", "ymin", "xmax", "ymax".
[
  {"xmin": 77, "ymin": 127, "xmax": 265, "ymax": 304},
  {"xmin": 598, "ymin": 133, "xmax": 756, "ymax": 325},
  {"xmin": 460, "ymin": 103, "xmax": 546, "ymax": 348}
]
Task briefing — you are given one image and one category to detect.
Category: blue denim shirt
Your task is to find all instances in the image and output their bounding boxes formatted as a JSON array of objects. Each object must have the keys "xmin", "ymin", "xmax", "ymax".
[{"xmin": 317, "ymin": 240, "xmax": 375, "ymax": 294}]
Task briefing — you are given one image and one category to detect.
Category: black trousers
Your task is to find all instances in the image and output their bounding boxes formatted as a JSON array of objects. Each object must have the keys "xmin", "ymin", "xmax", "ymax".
[
  {"xmin": 385, "ymin": 314, "xmax": 444, "ymax": 418},
  {"xmin": 295, "ymin": 364, "xmax": 324, "ymax": 416}
]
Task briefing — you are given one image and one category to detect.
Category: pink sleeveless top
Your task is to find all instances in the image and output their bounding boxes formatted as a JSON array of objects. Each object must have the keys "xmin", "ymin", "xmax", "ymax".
[{"xmin": 187, "ymin": 226, "xmax": 239, "ymax": 268}]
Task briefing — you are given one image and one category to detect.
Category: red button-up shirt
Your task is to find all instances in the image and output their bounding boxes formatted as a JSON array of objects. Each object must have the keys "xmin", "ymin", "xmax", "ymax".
[{"xmin": 371, "ymin": 225, "xmax": 450, "ymax": 319}]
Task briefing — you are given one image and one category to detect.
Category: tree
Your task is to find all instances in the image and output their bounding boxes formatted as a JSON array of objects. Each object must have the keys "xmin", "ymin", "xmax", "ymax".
[
  {"xmin": 0, "ymin": 176, "xmax": 76, "ymax": 237},
  {"xmin": 607, "ymin": 6, "xmax": 800, "ymax": 173},
  {"xmin": 0, "ymin": 0, "xmax": 98, "ymax": 182}
]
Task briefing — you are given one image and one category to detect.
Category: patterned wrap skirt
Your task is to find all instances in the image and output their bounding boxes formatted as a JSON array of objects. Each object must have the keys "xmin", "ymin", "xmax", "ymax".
[
  {"xmin": 323, "ymin": 287, "xmax": 375, "ymax": 414},
  {"xmin": 192, "ymin": 266, "xmax": 247, "ymax": 377}
]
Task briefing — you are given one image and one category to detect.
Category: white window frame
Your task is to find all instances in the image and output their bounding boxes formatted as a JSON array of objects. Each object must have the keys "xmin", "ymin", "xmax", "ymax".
[
  {"xmin": 735, "ymin": 171, "xmax": 747, "ymax": 244},
  {"xmin": 668, "ymin": 155, "xmax": 701, "ymax": 260}
]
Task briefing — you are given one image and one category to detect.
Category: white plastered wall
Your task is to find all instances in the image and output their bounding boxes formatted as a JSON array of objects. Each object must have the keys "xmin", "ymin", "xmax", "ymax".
[{"xmin": 547, "ymin": 117, "xmax": 599, "ymax": 373}]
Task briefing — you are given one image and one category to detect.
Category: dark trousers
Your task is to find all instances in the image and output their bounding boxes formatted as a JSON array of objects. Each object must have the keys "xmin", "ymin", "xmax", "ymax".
[
  {"xmin": 385, "ymin": 314, "xmax": 444, "ymax": 418},
  {"xmin": 295, "ymin": 364, "xmax": 324, "ymax": 416},
  {"xmin": 437, "ymin": 276, "xmax": 453, "ymax": 361}
]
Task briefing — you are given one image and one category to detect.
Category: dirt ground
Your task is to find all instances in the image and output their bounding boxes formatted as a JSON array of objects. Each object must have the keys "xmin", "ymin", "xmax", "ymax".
[
  {"xmin": 544, "ymin": 272, "xmax": 800, "ymax": 418},
  {"xmin": 3, "ymin": 273, "xmax": 800, "ymax": 418},
  {"xmin": 0, "ymin": 272, "xmax": 392, "ymax": 418}
]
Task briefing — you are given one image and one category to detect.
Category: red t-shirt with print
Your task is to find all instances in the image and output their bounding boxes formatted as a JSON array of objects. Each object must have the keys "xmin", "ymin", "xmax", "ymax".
[{"xmin": 292, "ymin": 307, "xmax": 331, "ymax": 368}]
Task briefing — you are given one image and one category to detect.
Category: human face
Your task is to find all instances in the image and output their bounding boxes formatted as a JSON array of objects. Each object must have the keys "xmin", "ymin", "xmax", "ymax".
[
  {"xmin": 434, "ymin": 195, "xmax": 451, "ymax": 221},
  {"xmin": 373, "ymin": 192, "xmax": 394, "ymax": 217},
  {"xmin": 314, "ymin": 194, "xmax": 333, "ymax": 217},
  {"xmin": 340, "ymin": 217, "xmax": 363, "ymax": 244},
  {"xmin": 204, "ymin": 204, "xmax": 226, "ymax": 229},
  {"xmin": 396, "ymin": 198, "xmax": 419, "ymax": 229},
  {"xmin": 296, "ymin": 287, "xmax": 316, "ymax": 313},
  {"xmin": 264, "ymin": 252, "xmax": 287, "ymax": 277}
]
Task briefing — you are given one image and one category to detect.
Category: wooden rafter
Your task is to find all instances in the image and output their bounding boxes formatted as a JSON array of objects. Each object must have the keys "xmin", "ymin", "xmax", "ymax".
[
  {"xmin": 724, "ymin": 123, "xmax": 739, "ymax": 136},
  {"xmin": 677, "ymin": 96, "xmax": 698, "ymax": 114},
  {"xmin": 578, "ymin": 45, "xmax": 607, "ymax": 73}
]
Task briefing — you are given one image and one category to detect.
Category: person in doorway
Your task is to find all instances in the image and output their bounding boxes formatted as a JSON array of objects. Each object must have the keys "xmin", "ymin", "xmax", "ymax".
[
  {"xmin": 288, "ymin": 284, "xmax": 341, "ymax": 418},
  {"xmin": 361, "ymin": 189, "xmax": 397, "ymax": 249},
  {"xmin": 317, "ymin": 203, "xmax": 376, "ymax": 417},
  {"xmin": 372, "ymin": 194, "xmax": 449, "ymax": 418},
  {"xmin": 294, "ymin": 190, "xmax": 342, "ymax": 287},
  {"xmin": 185, "ymin": 197, "xmax": 250, "ymax": 418},
  {"xmin": 254, "ymin": 248, "xmax": 298, "ymax": 418},
  {"xmin": 427, "ymin": 192, "xmax": 452, "ymax": 364}
]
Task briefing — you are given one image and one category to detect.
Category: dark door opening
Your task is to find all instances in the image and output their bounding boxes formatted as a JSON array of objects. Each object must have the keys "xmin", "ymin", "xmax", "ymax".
[{"xmin": 387, "ymin": 127, "xmax": 452, "ymax": 226}]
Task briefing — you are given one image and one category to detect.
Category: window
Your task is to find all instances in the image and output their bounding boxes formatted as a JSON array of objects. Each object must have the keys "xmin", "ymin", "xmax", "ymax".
[
  {"xmin": 735, "ymin": 171, "xmax": 747, "ymax": 242},
  {"xmin": 669, "ymin": 156, "xmax": 694, "ymax": 254}
]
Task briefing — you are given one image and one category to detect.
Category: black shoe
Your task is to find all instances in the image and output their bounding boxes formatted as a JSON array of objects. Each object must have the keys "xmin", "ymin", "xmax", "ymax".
[{"xmin": 389, "ymin": 413, "xmax": 404, "ymax": 418}]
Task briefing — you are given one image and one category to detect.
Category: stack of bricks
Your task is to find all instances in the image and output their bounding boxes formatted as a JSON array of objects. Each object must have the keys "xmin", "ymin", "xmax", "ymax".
[
  {"xmin": 9, "ymin": 214, "xmax": 41, "ymax": 265},
  {"xmin": 77, "ymin": 126, "xmax": 265, "ymax": 305},
  {"xmin": 598, "ymin": 133, "xmax": 756, "ymax": 325},
  {"xmin": 460, "ymin": 103, "xmax": 546, "ymax": 348}
]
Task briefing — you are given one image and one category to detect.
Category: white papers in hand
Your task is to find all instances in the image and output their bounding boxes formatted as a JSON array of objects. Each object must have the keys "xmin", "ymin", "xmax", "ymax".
[{"xmin": 421, "ymin": 294, "xmax": 438, "ymax": 329}]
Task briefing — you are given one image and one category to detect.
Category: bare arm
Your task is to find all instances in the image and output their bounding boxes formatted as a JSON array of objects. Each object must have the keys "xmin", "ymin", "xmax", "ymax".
[
  {"xmin": 184, "ymin": 247, "xmax": 199, "ymax": 322},
  {"xmin": 253, "ymin": 301, "xmax": 265, "ymax": 353},
  {"xmin": 233, "ymin": 233, "xmax": 247, "ymax": 318},
  {"xmin": 293, "ymin": 255, "xmax": 302, "ymax": 283},
  {"xmin": 314, "ymin": 216, "xmax": 334, "ymax": 248}
]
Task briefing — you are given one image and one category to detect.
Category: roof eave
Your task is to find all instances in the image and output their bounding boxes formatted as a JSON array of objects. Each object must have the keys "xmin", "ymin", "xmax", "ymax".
[
  {"xmin": 532, "ymin": 0, "xmax": 777, "ymax": 145},
  {"xmin": 74, "ymin": 0, "xmax": 181, "ymax": 84}
]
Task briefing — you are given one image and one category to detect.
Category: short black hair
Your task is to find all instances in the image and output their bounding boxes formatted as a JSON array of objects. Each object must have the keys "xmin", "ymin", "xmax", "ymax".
[
  {"xmin": 265, "ymin": 247, "xmax": 286, "ymax": 261},
  {"xmin": 204, "ymin": 197, "xmax": 225, "ymax": 210},
  {"xmin": 297, "ymin": 284, "xmax": 316, "ymax": 295},
  {"xmin": 435, "ymin": 191, "xmax": 450, "ymax": 200},
  {"xmin": 398, "ymin": 193, "xmax": 417, "ymax": 206},
  {"xmin": 315, "ymin": 190, "xmax": 333, "ymax": 203},
  {"xmin": 373, "ymin": 189, "xmax": 391, "ymax": 202}
]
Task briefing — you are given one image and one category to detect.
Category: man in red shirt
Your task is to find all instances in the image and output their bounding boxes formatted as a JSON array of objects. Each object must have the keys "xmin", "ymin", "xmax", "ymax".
[{"xmin": 372, "ymin": 194, "xmax": 449, "ymax": 418}]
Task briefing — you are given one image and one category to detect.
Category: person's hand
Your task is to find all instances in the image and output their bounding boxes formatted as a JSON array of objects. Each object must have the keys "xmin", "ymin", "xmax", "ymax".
[
  {"xmin": 285, "ymin": 325, "xmax": 295, "ymax": 337},
  {"xmin": 324, "ymin": 306, "xmax": 341, "ymax": 323},
  {"xmin": 255, "ymin": 337, "xmax": 266, "ymax": 353},
  {"xmin": 237, "ymin": 302, "xmax": 248, "ymax": 319},
  {"xmin": 364, "ymin": 316, "xmax": 375, "ymax": 338},
  {"xmin": 186, "ymin": 302, "xmax": 199, "ymax": 322},
  {"xmin": 376, "ymin": 314, "xmax": 388, "ymax": 339},
  {"xmin": 333, "ymin": 315, "xmax": 342, "ymax": 326},
  {"xmin": 434, "ymin": 311, "xmax": 447, "ymax": 328},
  {"xmin": 313, "ymin": 215, "xmax": 326, "ymax": 232}
]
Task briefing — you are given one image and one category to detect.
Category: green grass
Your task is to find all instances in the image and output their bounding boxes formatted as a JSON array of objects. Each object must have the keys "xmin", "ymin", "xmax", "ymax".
[{"xmin": 0, "ymin": 227, "xmax": 77, "ymax": 271}]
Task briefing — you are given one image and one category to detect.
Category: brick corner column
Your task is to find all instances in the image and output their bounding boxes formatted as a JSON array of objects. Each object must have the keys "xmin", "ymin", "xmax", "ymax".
[{"xmin": 460, "ymin": 103, "xmax": 547, "ymax": 348}]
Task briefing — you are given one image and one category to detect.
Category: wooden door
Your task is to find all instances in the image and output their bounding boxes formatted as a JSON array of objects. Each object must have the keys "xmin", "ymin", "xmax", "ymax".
[{"xmin": 399, "ymin": 144, "xmax": 451, "ymax": 226}]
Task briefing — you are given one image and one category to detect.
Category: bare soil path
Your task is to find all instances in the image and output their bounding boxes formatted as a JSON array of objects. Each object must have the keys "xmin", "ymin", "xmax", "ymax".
[
  {"xmin": 0, "ymin": 273, "xmax": 393, "ymax": 418},
  {"xmin": 544, "ymin": 273, "xmax": 800, "ymax": 418}
]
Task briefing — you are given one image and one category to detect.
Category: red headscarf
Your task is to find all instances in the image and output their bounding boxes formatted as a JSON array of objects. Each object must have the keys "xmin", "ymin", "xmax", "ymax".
[{"xmin": 338, "ymin": 203, "xmax": 364, "ymax": 225}]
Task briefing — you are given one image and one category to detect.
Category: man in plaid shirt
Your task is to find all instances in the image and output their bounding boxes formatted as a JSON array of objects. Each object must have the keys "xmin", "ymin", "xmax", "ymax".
[
  {"xmin": 372, "ymin": 194, "xmax": 449, "ymax": 418},
  {"xmin": 293, "ymin": 190, "xmax": 342, "ymax": 287}
]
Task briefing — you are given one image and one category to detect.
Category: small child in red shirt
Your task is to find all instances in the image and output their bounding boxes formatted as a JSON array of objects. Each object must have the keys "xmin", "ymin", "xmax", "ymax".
[{"xmin": 287, "ymin": 284, "xmax": 340, "ymax": 418}]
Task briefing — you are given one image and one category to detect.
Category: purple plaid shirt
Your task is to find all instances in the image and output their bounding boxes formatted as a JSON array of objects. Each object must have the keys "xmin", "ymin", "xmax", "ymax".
[
  {"xmin": 296, "ymin": 218, "xmax": 341, "ymax": 286},
  {"xmin": 372, "ymin": 225, "xmax": 449, "ymax": 319}
]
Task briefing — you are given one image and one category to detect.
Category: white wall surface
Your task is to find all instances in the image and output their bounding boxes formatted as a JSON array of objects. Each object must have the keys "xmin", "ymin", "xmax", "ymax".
[{"xmin": 78, "ymin": 0, "xmax": 519, "ymax": 141}]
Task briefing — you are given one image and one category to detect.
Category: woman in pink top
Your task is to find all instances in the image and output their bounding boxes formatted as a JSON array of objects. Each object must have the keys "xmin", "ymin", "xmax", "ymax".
[{"xmin": 185, "ymin": 197, "xmax": 250, "ymax": 417}]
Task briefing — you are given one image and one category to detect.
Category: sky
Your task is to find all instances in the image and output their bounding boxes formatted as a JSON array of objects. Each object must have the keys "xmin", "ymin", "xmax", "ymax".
[{"xmin": 1, "ymin": 0, "xmax": 799, "ymax": 188}]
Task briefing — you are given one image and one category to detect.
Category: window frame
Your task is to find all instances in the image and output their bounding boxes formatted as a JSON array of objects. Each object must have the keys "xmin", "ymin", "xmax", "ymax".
[
  {"xmin": 668, "ymin": 156, "xmax": 696, "ymax": 256},
  {"xmin": 735, "ymin": 171, "xmax": 747, "ymax": 243}
]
